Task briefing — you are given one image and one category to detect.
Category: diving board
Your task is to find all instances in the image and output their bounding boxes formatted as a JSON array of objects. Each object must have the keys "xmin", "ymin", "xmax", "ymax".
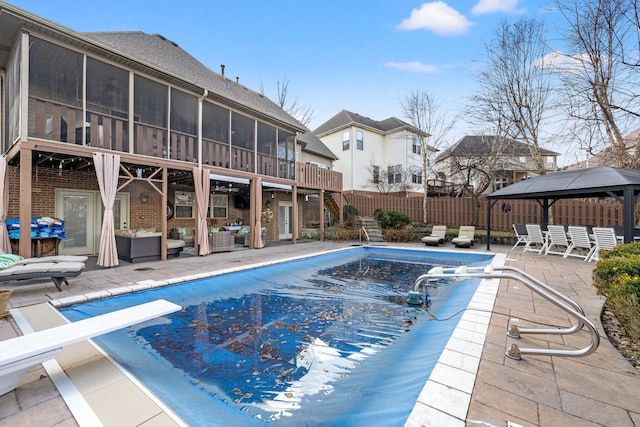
[{"xmin": 0, "ymin": 299, "xmax": 181, "ymax": 396}]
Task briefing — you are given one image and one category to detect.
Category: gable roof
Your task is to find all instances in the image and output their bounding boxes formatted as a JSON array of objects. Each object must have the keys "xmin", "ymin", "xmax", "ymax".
[
  {"xmin": 437, "ymin": 135, "xmax": 559, "ymax": 161},
  {"xmin": 313, "ymin": 110, "xmax": 426, "ymax": 137}
]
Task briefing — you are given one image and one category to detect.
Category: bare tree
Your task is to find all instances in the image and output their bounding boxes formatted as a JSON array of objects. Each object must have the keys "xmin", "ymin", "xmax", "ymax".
[
  {"xmin": 555, "ymin": 0, "xmax": 640, "ymax": 168},
  {"xmin": 471, "ymin": 17, "xmax": 553, "ymax": 175},
  {"xmin": 446, "ymin": 134, "xmax": 512, "ymax": 225},
  {"xmin": 261, "ymin": 77, "xmax": 315, "ymax": 126},
  {"xmin": 367, "ymin": 160, "xmax": 420, "ymax": 195},
  {"xmin": 399, "ymin": 90, "xmax": 455, "ymax": 222}
]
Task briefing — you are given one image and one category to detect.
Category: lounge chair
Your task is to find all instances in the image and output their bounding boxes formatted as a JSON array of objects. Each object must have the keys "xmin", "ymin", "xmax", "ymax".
[
  {"xmin": 588, "ymin": 227, "xmax": 619, "ymax": 262},
  {"xmin": 0, "ymin": 253, "xmax": 87, "ymax": 291},
  {"xmin": 524, "ymin": 224, "xmax": 547, "ymax": 254},
  {"xmin": 566, "ymin": 226, "xmax": 595, "ymax": 261},
  {"xmin": 545, "ymin": 225, "xmax": 571, "ymax": 256},
  {"xmin": 421, "ymin": 225, "xmax": 447, "ymax": 246},
  {"xmin": 512, "ymin": 223, "xmax": 530, "ymax": 250},
  {"xmin": 451, "ymin": 226, "xmax": 475, "ymax": 248},
  {"xmin": 0, "ymin": 299, "xmax": 181, "ymax": 396}
]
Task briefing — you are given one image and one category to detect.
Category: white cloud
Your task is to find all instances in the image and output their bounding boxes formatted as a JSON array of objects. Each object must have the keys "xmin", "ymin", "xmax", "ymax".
[
  {"xmin": 538, "ymin": 50, "xmax": 589, "ymax": 75},
  {"xmin": 397, "ymin": 2, "xmax": 473, "ymax": 36},
  {"xmin": 472, "ymin": 0, "xmax": 525, "ymax": 15},
  {"xmin": 384, "ymin": 61, "xmax": 441, "ymax": 74}
]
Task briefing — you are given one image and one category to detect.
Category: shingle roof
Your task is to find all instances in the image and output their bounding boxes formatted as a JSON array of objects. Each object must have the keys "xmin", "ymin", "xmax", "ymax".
[
  {"xmin": 313, "ymin": 110, "xmax": 424, "ymax": 137},
  {"xmin": 83, "ymin": 32, "xmax": 305, "ymax": 132},
  {"xmin": 437, "ymin": 135, "xmax": 559, "ymax": 161},
  {"xmin": 297, "ymin": 131, "xmax": 339, "ymax": 160}
]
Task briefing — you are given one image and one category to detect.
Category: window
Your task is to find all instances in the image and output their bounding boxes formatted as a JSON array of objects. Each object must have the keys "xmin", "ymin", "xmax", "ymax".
[
  {"xmin": 373, "ymin": 165, "xmax": 380, "ymax": 183},
  {"xmin": 545, "ymin": 156, "xmax": 555, "ymax": 169},
  {"xmin": 174, "ymin": 192, "xmax": 195, "ymax": 218},
  {"xmin": 342, "ymin": 131, "xmax": 350, "ymax": 151},
  {"xmin": 209, "ymin": 194, "xmax": 228, "ymax": 219},
  {"xmin": 356, "ymin": 130, "xmax": 363, "ymax": 150},
  {"xmin": 412, "ymin": 173, "xmax": 422, "ymax": 184},
  {"xmin": 412, "ymin": 136, "xmax": 421, "ymax": 154},
  {"xmin": 387, "ymin": 165, "xmax": 402, "ymax": 184}
]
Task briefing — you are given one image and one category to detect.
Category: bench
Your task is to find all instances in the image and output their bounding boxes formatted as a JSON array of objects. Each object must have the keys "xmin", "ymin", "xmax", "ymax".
[{"xmin": 0, "ymin": 299, "xmax": 181, "ymax": 396}]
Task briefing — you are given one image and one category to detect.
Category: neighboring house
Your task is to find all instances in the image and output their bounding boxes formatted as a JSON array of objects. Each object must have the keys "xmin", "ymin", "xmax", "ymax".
[
  {"xmin": 0, "ymin": 2, "xmax": 341, "ymax": 258},
  {"xmin": 566, "ymin": 127, "xmax": 640, "ymax": 170},
  {"xmin": 435, "ymin": 135, "xmax": 560, "ymax": 194},
  {"xmin": 314, "ymin": 110, "xmax": 435, "ymax": 194}
]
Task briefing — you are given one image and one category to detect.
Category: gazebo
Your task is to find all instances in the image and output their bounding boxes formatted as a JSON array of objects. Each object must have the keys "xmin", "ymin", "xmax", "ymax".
[{"xmin": 486, "ymin": 166, "xmax": 640, "ymax": 250}]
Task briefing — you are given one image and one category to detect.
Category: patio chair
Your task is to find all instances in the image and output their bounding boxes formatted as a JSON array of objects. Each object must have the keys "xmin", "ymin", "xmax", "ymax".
[
  {"xmin": 451, "ymin": 226, "xmax": 475, "ymax": 248},
  {"xmin": 588, "ymin": 227, "xmax": 619, "ymax": 262},
  {"xmin": 421, "ymin": 225, "xmax": 447, "ymax": 246},
  {"xmin": 512, "ymin": 223, "xmax": 530, "ymax": 250},
  {"xmin": 0, "ymin": 299, "xmax": 181, "ymax": 396},
  {"xmin": 0, "ymin": 253, "xmax": 87, "ymax": 291},
  {"xmin": 545, "ymin": 225, "xmax": 571, "ymax": 256},
  {"xmin": 524, "ymin": 224, "xmax": 547, "ymax": 254},
  {"xmin": 565, "ymin": 226, "xmax": 595, "ymax": 261}
]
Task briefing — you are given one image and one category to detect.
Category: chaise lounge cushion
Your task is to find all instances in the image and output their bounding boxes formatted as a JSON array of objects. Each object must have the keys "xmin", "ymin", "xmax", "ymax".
[
  {"xmin": 451, "ymin": 226, "xmax": 475, "ymax": 248},
  {"xmin": 421, "ymin": 225, "xmax": 447, "ymax": 246}
]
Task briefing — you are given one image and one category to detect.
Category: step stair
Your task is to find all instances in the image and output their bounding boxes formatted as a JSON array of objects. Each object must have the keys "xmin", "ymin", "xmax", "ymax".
[
  {"xmin": 357, "ymin": 216, "xmax": 384, "ymax": 242},
  {"xmin": 324, "ymin": 193, "xmax": 340, "ymax": 224}
]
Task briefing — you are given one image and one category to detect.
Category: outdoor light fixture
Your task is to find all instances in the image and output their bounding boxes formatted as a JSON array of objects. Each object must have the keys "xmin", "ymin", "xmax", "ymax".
[
  {"xmin": 140, "ymin": 192, "xmax": 148, "ymax": 204},
  {"xmin": 136, "ymin": 168, "xmax": 143, "ymax": 178},
  {"xmin": 266, "ymin": 200, "xmax": 271, "ymax": 208},
  {"xmin": 271, "ymin": 192, "xmax": 275, "ymax": 199},
  {"xmin": 305, "ymin": 195, "xmax": 309, "ymax": 202}
]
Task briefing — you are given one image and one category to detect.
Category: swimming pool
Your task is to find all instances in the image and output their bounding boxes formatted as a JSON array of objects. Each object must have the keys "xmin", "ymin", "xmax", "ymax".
[{"xmin": 61, "ymin": 247, "xmax": 497, "ymax": 425}]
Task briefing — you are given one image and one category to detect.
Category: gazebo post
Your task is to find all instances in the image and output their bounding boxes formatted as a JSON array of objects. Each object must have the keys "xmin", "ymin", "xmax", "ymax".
[
  {"xmin": 542, "ymin": 199, "xmax": 549, "ymax": 229},
  {"xmin": 623, "ymin": 187, "xmax": 634, "ymax": 243}
]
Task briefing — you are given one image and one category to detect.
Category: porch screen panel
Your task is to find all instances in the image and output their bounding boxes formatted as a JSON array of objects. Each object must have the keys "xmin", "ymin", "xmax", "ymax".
[
  {"xmin": 231, "ymin": 112, "xmax": 255, "ymax": 172},
  {"xmin": 86, "ymin": 58, "xmax": 129, "ymax": 152},
  {"xmin": 170, "ymin": 88, "xmax": 197, "ymax": 163},
  {"xmin": 134, "ymin": 75, "xmax": 167, "ymax": 158},
  {"xmin": 278, "ymin": 130, "xmax": 295, "ymax": 179},
  {"xmin": 28, "ymin": 37, "xmax": 82, "ymax": 143},
  {"xmin": 202, "ymin": 102, "xmax": 229, "ymax": 168},
  {"xmin": 257, "ymin": 122, "xmax": 277, "ymax": 177},
  {"xmin": 6, "ymin": 37, "xmax": 20, "ymax": 150}
]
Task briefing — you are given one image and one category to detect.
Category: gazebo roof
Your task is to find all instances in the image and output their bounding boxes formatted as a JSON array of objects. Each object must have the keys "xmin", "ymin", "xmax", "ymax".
[{"xmin": 487, "ymin": 166, "xmax": 640, "ymax": 200}]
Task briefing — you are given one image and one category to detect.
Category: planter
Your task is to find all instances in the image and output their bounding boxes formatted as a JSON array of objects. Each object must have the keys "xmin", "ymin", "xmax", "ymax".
[{"xmin": 0, "ymin": 289, "xmax": 12, "ymax": 319}]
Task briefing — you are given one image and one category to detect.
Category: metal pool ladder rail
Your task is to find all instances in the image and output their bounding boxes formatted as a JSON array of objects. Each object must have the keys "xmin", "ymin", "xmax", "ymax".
[
  {"xmin": 360, "ymin": 226, "xmax": 370, "ymax": 245},
  {"xmin": 413, "ymin": 265, "xmax": 600, "ymax": 360}
]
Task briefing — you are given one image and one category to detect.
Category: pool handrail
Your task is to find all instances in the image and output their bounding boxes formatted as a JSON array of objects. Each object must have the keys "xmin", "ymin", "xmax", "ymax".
[
  {"xmin": 360, "ymin": 226, "xmax": 370, "ymax": 245},
  {"xmin": 413, "ymin": 265, "xmax": 600, "ymax": 360}
]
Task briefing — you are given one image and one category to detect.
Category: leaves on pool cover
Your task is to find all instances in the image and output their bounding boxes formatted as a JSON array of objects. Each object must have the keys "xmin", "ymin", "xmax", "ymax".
[{"xmin": 134, "ymin": 256, "xmax": 451, "ymax": 408}]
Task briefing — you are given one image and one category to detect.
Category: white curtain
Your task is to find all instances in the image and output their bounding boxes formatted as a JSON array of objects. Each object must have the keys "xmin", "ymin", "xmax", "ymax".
[
  {"xmin": 0, "ymin": 156, "xmax": 10, "ymax": 254},
  {"xmin": 94, "ymin": 152, "xmax": 120, "ymax": 267},
  {"xmin": 253, "ymin": 178, "xmax": 264, "ymax": 249},
  {"xmin": 193, "ymin": 167, "xmax": 211, "ymax": 256}
]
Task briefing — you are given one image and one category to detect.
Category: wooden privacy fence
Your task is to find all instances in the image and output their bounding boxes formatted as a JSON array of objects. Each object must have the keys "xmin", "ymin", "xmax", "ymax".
[{"xmin": 343, "ymin": 194, "xmax": 625, "ymax": 232}]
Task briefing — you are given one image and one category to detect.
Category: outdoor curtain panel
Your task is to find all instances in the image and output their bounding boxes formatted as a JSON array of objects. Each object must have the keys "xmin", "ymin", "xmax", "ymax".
[
  {"xmin": 253, "ymin": 177, "xmax": 264, "ymax": 249},
  {"xmin": 94, "ymin": 152, "xmax": 120, "ymax": 267},
  {"xmin": 0, "ymin": 155, "xmax": 10, "ymax": 254},
  {"xmin": 193, "ymin": 167, "xmax": 211, "ymax": 256}
]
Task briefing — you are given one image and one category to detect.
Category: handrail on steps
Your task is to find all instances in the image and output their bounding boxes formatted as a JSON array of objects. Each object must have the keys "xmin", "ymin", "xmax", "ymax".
[
  {"xmin": 360, "ymin": 226, "xmax": 370, "ymax": 245},
  {"xmin": 413, "ymin": 265, "xmax": 600, "ymax": 360}
]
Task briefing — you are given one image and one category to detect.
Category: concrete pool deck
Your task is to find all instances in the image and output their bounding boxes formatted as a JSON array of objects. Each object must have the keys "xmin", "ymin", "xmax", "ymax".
[{"xmin": 0, "ymin": 241, "xmax": 639, "ymax": 426}]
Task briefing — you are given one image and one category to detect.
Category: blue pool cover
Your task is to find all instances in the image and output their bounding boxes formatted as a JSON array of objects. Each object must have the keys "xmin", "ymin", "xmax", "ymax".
[{"xmin": 61, "ymin": 247, "xmax": 494, "ymax": 425}]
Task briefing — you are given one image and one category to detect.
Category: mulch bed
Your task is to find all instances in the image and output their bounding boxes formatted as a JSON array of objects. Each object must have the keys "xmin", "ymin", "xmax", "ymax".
[{"xmin": 602, "ymin": 306, "xmax": 640, "ymax": 370}]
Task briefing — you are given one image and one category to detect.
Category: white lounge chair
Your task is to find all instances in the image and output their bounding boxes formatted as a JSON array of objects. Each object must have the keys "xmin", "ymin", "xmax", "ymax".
[
  {"xmin": 421, "ymin": 225, "xmax": 447, "ymax": 246},
  {"xmin": 565, "ymin": 226, "xmax": 595, "ymax": 261},
  {"xmin": 512, "ymin": 223, "xmax": 530, "ymax": 250},
  {"xmin": 545, "ymin": 225, "xmax": 571, "ymax": 256},
  {"xmin": 0, "ymin": 299, "xmax": 181, "ymax": 396},
  {"xmin": 524, "ymin": 224, "xmax": 547, "ymax": 254},
  {"xmin": 588, "ymin": 227, "xmax": 619, "ymax": 262}
]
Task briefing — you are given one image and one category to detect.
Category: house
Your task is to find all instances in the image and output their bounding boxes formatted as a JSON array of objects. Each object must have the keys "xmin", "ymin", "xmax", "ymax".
[
  {"xmin": 0, "ymin": 2, "xmax": 341, "ymax": 263},
  {"xmin": 314, "ymin": 110, "xmax": 435, "ymax": 195},
  {"xmin": 565, "ymin": 127, "xmax": 640, "ymax": 170},
  {"xmin": 435, "ymin": 135, "xmax": 560, "ymax": 194}
]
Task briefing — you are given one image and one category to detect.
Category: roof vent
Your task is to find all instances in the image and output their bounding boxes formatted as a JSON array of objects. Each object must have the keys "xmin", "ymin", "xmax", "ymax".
[{"xmin": 221, "ymin": 64, "xmax": 225, "ymax": 76}]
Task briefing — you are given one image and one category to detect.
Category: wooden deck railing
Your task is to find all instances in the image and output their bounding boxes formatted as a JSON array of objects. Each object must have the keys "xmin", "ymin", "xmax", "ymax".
[{"xmin": 296, "ymin": 163, "xmax": 342, "ymax": 192}]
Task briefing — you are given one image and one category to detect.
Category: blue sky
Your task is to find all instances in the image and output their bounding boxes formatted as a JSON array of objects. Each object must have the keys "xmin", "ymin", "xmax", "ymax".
[{"xmin": 9, "ymin": 0, "xmax": 560, "ymax": 147}]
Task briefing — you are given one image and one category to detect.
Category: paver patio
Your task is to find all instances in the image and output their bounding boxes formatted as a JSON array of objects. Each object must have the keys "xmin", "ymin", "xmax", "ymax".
[{"xmin": 0, "ymin": 241, "xmax": 638, "ymax": 426}]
